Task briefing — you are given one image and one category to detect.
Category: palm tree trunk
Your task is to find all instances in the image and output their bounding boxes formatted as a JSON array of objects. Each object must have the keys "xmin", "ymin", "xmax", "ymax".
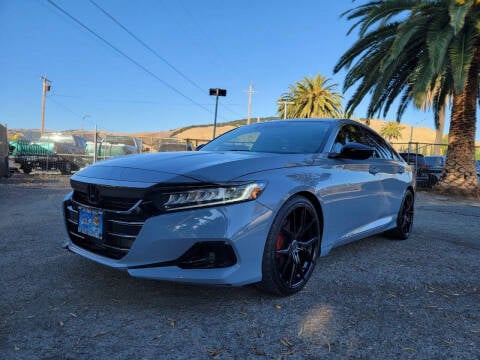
[
  {"xmin": 436, "ymin": 51, "xmax": 480, "ymax": 196},
  {"xmin": 433, "ymin": 104, "xmax": 445, "ymax": 155}
]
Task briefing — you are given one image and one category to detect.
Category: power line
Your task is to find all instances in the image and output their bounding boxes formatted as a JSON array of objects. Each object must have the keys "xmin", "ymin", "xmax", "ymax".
[
  {"xmin": 175, "ymin": 1, "xmax": 244, "ymax": 119},
  {"xmin": 88, "ymin": 0, "xmax": 242, "ymax": 119},
  {"xmin": 51, "ymin": 92, "xmax": 241, "ymax": 107},
  {"xmin": 48, "ymin": 95, "xmax": 82, "ymax": 118},
  {"xmin": 88, "ymin": 0, "xmax": 206, "ymax": 94},
  {"xmin": 48, "ymin": 95, "xmax": 117, "ymax": 133},
  {"xmin": 46, "ymin": 0, "xmax": 212, "ymax": 115}
]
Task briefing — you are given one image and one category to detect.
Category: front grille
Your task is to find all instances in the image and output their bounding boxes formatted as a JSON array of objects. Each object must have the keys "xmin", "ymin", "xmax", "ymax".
[
  {"xmin": 73, "ymin": 191, "xmax": 139, "ymax": 211},
  {"xmin": 65, "ymin": 192, "xmax": 148, "ymax": 260}
]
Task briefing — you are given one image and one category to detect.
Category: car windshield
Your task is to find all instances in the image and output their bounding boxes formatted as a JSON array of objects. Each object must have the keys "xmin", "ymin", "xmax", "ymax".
[{"xmin": 201, "ymin": 122, "xmax": 330, "ymax": 154}]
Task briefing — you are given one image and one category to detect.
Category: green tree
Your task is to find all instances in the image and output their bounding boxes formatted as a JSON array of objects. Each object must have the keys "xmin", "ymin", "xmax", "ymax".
[
  {"xmin": 380, "ymin": 121, "xmax": 404, "ymax": 141},
  {"xmin": 334, "ymin": 0, "xmax": 480, "ymax": 196},
  {"xmin": 277, "ymin": 74, "xmax": 343, "ymax": 119}
]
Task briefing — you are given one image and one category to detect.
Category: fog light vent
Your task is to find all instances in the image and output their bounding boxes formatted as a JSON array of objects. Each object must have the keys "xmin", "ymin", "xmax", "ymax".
[{"xmin": 177, "ymin": 242, "xmax": 237, "ymax": 269}]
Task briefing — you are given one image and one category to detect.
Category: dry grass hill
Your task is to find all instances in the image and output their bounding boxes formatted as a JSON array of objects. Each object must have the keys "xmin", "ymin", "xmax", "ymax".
[{"xmin": 170, "ymin": 118, "xmax": 438, "ymax": 143}]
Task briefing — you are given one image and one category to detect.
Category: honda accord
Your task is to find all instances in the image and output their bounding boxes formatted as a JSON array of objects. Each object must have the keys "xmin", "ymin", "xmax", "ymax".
[{"xmin": 63, "ymin": 119, "xmax": 414, "ymax": 295}]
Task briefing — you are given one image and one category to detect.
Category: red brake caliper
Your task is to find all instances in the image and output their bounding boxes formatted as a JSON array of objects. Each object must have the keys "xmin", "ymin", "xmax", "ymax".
[{"xmin": 275, "ymin": 234, "xmax": 283, "ymax": 258}]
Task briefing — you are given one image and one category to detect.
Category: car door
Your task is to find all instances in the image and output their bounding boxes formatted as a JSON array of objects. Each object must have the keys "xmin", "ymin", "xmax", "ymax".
[
  {"xmin": 361, "ymin": 128, "xmax": 409, "ymax": 221},
  {"xmin": 322, "ymin": 123, "xmax": 384, "ymax": 249}
]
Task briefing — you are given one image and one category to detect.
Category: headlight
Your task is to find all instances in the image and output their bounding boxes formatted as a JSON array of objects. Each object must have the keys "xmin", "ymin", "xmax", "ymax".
[{"xmin": 154, "ymin": 182, "xmax": 266, "ymax": 211}]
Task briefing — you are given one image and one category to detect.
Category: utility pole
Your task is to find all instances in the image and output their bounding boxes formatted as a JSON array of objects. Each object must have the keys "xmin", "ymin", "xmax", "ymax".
[
  {"xmin": 93, "ymin": 123, "xmax": 98, "ymax": 163},
  {"xmin": 40, "ymin": 76, "xmax": 51, "ymax": 134},
  {"xmin": 246, "ymin": 82, "xmax": 255, "ymax": 125}
]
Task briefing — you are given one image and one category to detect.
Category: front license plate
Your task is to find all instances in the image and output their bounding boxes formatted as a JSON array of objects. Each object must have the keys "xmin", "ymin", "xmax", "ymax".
[{"xmin": 78, "ymin": 207, "xmax": 103, "ymax": 239}]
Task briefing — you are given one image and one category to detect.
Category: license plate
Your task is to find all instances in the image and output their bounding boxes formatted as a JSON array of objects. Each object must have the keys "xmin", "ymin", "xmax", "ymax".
[{"xmin": 78, "ymin": 207, "xmax": 103, "ymax": 239}]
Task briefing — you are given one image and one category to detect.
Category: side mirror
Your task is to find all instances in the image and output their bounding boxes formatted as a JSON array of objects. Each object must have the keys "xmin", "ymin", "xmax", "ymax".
[{"xmin": 329, "ymin": 142, "xmax": 374, "ymax": 160}]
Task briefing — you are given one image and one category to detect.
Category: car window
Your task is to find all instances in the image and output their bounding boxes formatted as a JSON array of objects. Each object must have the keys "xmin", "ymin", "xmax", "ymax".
[
  {"xmin": 331, "ymin": 124, "xmax": 367, "ymax": 153},
  {"xmin": 38, "ymin": 134, "xmax": 76, "ymax": 144},
  {"xmin": 424, "ymin": 156, "xmax": 444, "ymax": 167},
  {"xmin": 399, "ymin": 153, "xmax": 426, "ymax": 166},
  {"xmin": 104, "ymin": 136, "xmax": 136, "ymax": 146},
  {"xmin": 362, "ymin": 128, "xmax": 395, "ymax": 159}
]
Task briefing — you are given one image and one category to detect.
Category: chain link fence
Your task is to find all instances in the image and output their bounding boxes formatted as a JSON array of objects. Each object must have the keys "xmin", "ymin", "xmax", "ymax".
[{"xmin": 9, "ymin": 137, "xmax": 210, "ymax": 174}]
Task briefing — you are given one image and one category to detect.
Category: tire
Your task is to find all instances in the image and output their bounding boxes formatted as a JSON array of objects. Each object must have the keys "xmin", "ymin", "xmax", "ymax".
[
  {"xmin": 60, "ymin": 161, "xmax": 72, "ymax": 175},
  {"xmin": 427, "ymin": 174, "xmax": 438, "ymax": 188},
  {"xmin": 22, "ymin": 164, "xmax": 32, "ymax": 174},
  {"xmin": 386, "ymin": 189, "xmax": 414, "ymax": 240},
  {"xmin": 258, "ymin": 195, "xmax": 321, "ymax": 296}
]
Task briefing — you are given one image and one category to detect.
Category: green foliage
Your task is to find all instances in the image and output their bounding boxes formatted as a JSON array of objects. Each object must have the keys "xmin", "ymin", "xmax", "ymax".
[
  {"xmin": 379, "ymin": 121, "xmax": 405, "ymax": 141},
  {"xmin": 334, "ymin": 0, "xmax": 480, "ymax": 122},
  {"xmin": 334, "ymin": 0, "xmax": 480, "ymax": 191},
  {"xmin": 277, "ymin": 74, "xmax": 344, "ymax": 119}
]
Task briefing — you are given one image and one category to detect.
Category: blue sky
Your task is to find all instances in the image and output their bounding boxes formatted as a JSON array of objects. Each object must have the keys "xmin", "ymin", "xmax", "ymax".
[{"xmin": 1, "ymin": 0, "xmax": 478, "ymax": 140}]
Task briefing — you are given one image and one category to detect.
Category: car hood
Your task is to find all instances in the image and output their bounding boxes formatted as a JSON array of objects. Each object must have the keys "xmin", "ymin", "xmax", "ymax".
[{"xmin": 72, "ymin": 151, "xmax": 315, "ymax": 186}]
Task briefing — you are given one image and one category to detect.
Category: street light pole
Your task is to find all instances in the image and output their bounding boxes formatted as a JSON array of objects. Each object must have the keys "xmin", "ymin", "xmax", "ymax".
[
  {"xmin": 277, "ymin": 100, "xmax": 294, "ymax": 119},
  {"xmin": 209, "ymin": 88, "xmax": 227, "ymax": 139},
  {"xmin": 213, "ymin": 94, "xmax": 219, "ymax": 139}
]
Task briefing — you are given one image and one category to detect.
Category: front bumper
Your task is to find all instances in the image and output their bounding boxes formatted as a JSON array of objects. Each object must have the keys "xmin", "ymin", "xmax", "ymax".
[{"xmin": 63, "ymin": 192, "xmax": 273, "ymax": 286}]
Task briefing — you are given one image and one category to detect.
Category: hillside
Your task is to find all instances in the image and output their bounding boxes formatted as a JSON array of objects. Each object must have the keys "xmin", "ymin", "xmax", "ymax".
[{"xmin": 172, "ymin": 118, "xmax": 438, "ymax": 144}]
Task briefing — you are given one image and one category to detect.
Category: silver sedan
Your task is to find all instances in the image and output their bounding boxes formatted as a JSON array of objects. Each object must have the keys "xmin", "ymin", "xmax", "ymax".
[{"xmin": 63, "ymin": 119, "xmax": 414, "ymax": 295}]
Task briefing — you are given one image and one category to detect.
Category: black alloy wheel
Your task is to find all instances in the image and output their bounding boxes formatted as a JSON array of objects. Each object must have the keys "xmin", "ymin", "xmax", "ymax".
[
  {"xmin": 259, "ymin": 195, "xmax": 321, "ymax": 295},
  {"xmin": 387, "ymin": 189, "xmax": 414, "ymax": 240}
]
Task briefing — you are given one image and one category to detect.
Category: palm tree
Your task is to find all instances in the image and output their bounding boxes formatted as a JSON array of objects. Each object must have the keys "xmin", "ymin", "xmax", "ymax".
[
  {"xmin": 380, "ymin": 121, "xmax": 404, "ymax": 141},
  {"xmin": 277, "ymin": 74, "xmax": 343, "ymax": 119},
  {"xmin": 334, "ymin": 0, "xmax": 480, "ymax": 196}
]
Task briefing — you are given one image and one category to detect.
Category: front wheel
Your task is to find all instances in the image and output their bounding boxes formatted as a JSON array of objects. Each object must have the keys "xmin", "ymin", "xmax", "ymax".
[
  {"xmin": 258, "ymin": 195, "xmax": 321, "ymax": 296},
  {"xmin": 386, "ymin": 189, "xmax": 414, "ymax": 240}
]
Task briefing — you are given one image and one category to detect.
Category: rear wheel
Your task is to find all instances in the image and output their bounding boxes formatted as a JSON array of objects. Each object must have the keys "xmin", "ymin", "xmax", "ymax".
[
  {"xmin": 22, "ymin": 164, "xmax": 32, "ymax": 174},
  {"xmin": 60, "ymin": 161, "xmax": 72, "ymax": 175},
  {"xmin": 427, "ymin": 174, "xmax": 438, "ymax": 188},
  {"xmin": 386, "ymin": 189, "xmax": 414, "ymax": 240},
  {"xmin": 258, "ymin": 195, "xmax": 321, "ymax": 296}
]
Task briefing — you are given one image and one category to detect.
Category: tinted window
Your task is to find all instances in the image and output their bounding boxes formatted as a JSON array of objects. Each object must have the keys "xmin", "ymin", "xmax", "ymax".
[
  {"xmin": 424, "ymin": 156, "xmax": 445, "ymax": 167},
  {"xmin": 104, "ymin": 136, "xmax": 137, "ymax": 147},
  {"xmin": 331, "ymin": 124, "xmax": 367, "ymax": 153},
  {"xmin": 399, "ymin": 153, "xmax": 426, "ymax": 166},
  {"xmin": 362, "ymin": 128, "xmax": 394, "ymax": 159},
  {"xmin": 201, "ymin": 122, "xmax": 330, "ymax": 154}
]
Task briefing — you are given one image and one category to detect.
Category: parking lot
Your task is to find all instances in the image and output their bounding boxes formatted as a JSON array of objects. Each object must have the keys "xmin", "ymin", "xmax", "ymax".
[{"xmin": 0, "ymin": 174, "xmax": 479, "ymax": 359}]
